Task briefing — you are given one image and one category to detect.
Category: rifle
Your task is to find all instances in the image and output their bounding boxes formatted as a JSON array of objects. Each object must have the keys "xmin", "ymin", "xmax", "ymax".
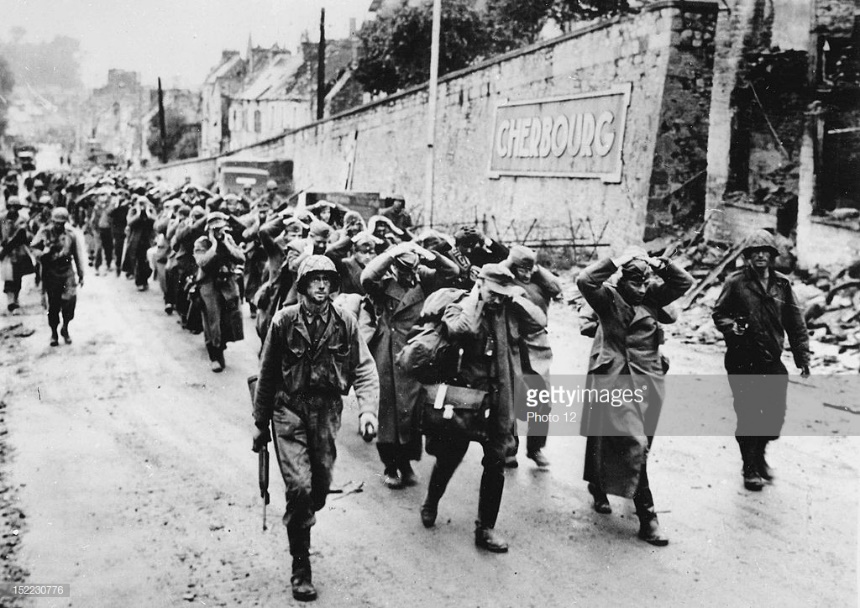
[
  {"xmin": 259, "ymin": 438, "xmax": 270, "ymax": 531},
  {"xmin": 273, "ymin": 185, "xmax": 312, "ymax": 214},
  {"xmin": 247, "ymin": 375, "xmax": 270, "ymax": 531}
]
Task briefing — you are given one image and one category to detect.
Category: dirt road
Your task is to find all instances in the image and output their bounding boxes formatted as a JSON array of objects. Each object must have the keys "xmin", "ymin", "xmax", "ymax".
[{"xmin": 0, "ymin": 273, "xmax": 857, "ymax": 607}]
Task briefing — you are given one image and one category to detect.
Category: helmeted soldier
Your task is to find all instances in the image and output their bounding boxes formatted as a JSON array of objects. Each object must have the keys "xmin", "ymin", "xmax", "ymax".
[
  {"xmin": 253, "ymin": 255, "xmax": 379, "ymax": 602},
  {"xmin": 30, "ymin": 207, "xmax": 85, "ymax": 346},
  {"xmin": 0, "ymin": 196, "xmax": 34, "ymax": 313},
  {"xmin": 193, "ymin": 212, "xmax": 245, "ymax": 372},
  {"xmin": 712, "ymin": 229, "xmax": 811, "ymax": 491}
]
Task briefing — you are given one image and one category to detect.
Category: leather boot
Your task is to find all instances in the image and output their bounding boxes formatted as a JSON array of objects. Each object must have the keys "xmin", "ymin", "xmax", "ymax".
[
  {"xmin": 206, "ymin": 345, "xmax": 224, "ymax": 373},
  {"xmin": 738, "ymin": 437, "xmax": 764, "ymax": 491},
  {"xmin": 634, "ymin": 489, "xmax": 669, "ymax": 547},
  {"xmin": 755, "ymin": 438, "xmax": 773, "ymax": 482},
  {"xmin": 399, "ymin": 460, "xmax": 419, "ymax": 488},
  {"xmin": 475, "ymin": 467, "xmax": 507, "ymax": 552},
  {"xmin": 288, "ymin": 527, "xmax": 317, "ymax": 602},
  {"xmin": 587, "ymin": 483, "xmax": 612, "ymax": 514},
  {"xmin": 421, "ymin": 460, "xmax": 457, "ymax": 528},
  {"xmin": 475, "ymin": 526, "xmax": 509, "ymax": 553}
]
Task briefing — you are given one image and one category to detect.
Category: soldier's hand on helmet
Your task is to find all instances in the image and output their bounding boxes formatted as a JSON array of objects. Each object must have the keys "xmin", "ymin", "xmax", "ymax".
[
  {"xmin": 252, "ymin": 424, "xmax": 271, "ymax": 453},
  {"xmin": 509, "ymin": 285, "xmax": 528, "ymax": 300},
  {"xmin": 799, "ymin": 366, "xmax": 810, "ymax": 378},
  {"xmin": 645, "ymin": 256, "xmax": 667, "ymax": 271},
  {"xmin": 359, "ymin": 412, "xmax": 378, "ymax": 442},
  {"xmin": 613, "ymin": 246, "xmax": 645, "ymax": 268},
  {"xmin": 387, "ymin": 241, "xmax": 412, "ymax": 257},
  {"xmin": 410, "ymin": 243, "xmax": 436, "ymax": 261},
  {"xmin": 295, "ymin": 209, "xmax": 315, "ymax": 223}
]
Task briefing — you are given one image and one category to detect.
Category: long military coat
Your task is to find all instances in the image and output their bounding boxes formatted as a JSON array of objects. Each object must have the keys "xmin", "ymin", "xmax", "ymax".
[
  {"xmin": 361, "ymin": 253, "xmax": 458, "ymax": 449},
  {"xmin": 577, "ymin": 257, "xmax": 693, "ymax": 498}
]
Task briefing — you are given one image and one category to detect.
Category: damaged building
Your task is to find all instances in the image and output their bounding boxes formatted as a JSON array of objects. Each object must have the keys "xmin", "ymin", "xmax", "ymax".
[{"xmin": 704, "ymin": 0, "xmax": 860, "ymax": 270}]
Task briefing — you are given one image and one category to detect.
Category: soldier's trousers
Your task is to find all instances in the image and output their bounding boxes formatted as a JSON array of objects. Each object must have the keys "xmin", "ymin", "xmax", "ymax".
[
  {"xmin": 112, "ymin": 234, "xmax": 125, "ymax": 276},
  {"xmin": 95, "ymin": 228, "xmax": 113, "ymax": 269},
  {"xmin": 726, "ymin": 362, "xmax": 789, "ymax": 439},
  {"xmin": 272, "ymin": 391, "xmax": 343, "ymax": 531},
  {"xmin": 46, "ymin": 289, "xmax": 76, "ymax": 328},
  {"xmin": 425, "ymin": 433, "xmax": 508, "ymax": 529}
]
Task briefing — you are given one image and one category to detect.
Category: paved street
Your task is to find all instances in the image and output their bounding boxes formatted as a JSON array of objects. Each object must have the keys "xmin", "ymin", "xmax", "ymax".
[{"xmin": 0, "ymin": 272, "xmax": 856, "ymax": 607}]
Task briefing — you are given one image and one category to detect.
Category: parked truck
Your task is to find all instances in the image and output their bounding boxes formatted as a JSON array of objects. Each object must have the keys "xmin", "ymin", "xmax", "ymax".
[
  {"xmin": 13, "ymin": 144, "xmax": 37, "ymax": 173},
  {"xmin": 216, "ymin": 157, "xmax": 294, "ymax": 197}
]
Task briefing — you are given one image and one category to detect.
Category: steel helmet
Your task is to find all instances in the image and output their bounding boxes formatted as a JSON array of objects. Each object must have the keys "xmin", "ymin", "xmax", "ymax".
[
  {"xmin": 51, "ymin": 207, "xmax": 70, "ymax": 223},
  {"xmin": 266, "ymin": 179, "xmax": 278, "ymax": 190},
  {"xmin": 741, "ymin": 229, "xmax": 779, "ymax": 258},
  {"xmin": 296, "ymin": 254, "xmax": 340, "ymax": 294}
]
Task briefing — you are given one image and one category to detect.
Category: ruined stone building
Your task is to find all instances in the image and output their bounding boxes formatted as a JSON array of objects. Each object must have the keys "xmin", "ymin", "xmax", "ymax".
[
  {"xmin": 705, "ymin": 0, "xmax": 859, "ymax": 267},
  {"xmin": 80, "ymin": 69, "xmax": 147, "ymax": 166}
]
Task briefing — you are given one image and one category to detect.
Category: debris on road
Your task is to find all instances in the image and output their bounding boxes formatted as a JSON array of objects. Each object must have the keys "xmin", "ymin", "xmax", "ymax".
[
  {"xmin": 328, "ymin": 480, "xmax": 364, "ymax": 500},
  {"xmin": 823, "ymin": 402, "xmax": 860, "ymax": 416}
]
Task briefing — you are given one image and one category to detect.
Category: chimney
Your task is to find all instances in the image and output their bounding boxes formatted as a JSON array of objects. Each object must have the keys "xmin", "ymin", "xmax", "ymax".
[{"xmin": 349, "ymin": 18, "xmax": 357, "ymax": 36}]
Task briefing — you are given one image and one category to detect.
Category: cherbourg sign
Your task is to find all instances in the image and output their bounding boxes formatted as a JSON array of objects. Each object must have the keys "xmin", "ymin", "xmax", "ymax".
[{"xmin": 488, "ymin": 83, "xmax": 632, "ymax": 183}]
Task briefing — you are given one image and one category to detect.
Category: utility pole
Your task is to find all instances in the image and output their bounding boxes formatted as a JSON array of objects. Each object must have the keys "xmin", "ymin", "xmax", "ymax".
[
  {"xmin": 157, "ymin": 77, "xmax": 168, "ymax": 164},
  {"xmin": 423, "ymin": 0, "xmax": 442, "ymax": 228},
  {"xmin": 317, "ymin": 8, "xmax": 326, "ymax": 121}
]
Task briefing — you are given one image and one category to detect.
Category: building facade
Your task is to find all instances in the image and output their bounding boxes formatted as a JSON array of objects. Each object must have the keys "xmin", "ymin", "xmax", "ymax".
[{"xmin": 200, "ymin": 51, "xmax": 248, "ymax": 158}]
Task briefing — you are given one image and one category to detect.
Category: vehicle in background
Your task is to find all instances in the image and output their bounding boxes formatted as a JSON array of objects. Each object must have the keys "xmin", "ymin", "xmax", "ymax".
[
  {"xmin": 84, "ymin": 139, "xmax": 119, "ymax": 169},
  {"xmin": 215, "ymin": 157, "xmax": 294, "ymax": 197},
  {"xmin": 13, "ymin": 144, "xmax": 37, "ymax": 172}
]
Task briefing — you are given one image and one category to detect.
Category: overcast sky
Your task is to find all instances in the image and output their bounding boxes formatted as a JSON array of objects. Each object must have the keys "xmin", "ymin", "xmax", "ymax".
[{"xmin": 3, "ymin": 0, "xmax": 373, "ymax": 89}]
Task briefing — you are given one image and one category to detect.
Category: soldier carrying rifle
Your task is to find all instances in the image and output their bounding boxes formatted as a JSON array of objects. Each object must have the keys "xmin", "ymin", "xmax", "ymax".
[{"xmin": 252, "ymin": 255, "xmax": 379, "ymax": 602}]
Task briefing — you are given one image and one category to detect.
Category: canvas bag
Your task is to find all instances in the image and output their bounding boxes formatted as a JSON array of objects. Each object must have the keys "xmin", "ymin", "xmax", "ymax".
[{"xmin": 419, "ymin": 383, "xmax": 491, "ymax": 443}]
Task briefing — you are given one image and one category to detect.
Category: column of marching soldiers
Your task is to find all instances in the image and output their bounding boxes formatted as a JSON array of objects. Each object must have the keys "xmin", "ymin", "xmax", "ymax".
[{"xmin": 0, "ymin": 168, "xmax": 810, "ymax": 602}]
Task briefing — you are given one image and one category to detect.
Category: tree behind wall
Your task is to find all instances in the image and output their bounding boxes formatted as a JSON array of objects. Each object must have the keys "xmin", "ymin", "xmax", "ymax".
[
  {"xmin": 355, "ymin": 0, "xmax": 633, "ymax": 95},
  {"xmin": 355, "ymin": 0, "xmax": 491, "ymax": 95},
  {"xmin": 147, "ymin": 109, "xmax": 199, "ymax": 162}
]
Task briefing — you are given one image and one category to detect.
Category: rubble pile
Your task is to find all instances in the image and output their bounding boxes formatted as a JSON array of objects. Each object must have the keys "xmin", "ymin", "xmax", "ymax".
[
  {"xmin": 564, "ymin": 224, "xmax": 860, "ymax": 373},
  {"xmin": 819, "ymin": 207, "xmax": 860, "ymax": 231},
  {"xmin": 663, "ymin": 231, "xmax": 860, "ymax": 373}
]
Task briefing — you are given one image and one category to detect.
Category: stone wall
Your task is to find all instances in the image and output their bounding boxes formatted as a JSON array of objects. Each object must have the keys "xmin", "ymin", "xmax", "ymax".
[
  {"xmin": 146, "ymin": 156, "xmax": 217, "ymax": 186},
  {"xmin": 281, "ymin": 1, "xmax": 718, "ymax": 253},
  {"xmin": 705, "ymin": 0, "xmax": 756, "ymax": 242},
  {"xmin": 646, "ymin": 6, "xmax": 718, "ymax": 234},
  {"xmin": 150, "ymin": 1, "xmax": 719, "ymax": 255}
]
